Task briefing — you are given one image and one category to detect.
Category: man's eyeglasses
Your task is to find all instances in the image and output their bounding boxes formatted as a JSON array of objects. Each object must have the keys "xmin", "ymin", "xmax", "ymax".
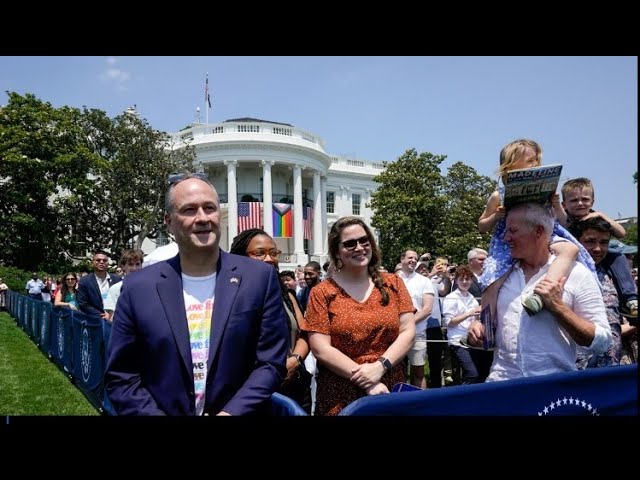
[
  {"xmin": 94, "ymin": 258, "xmax": 109, "ymax": 263},
  {"xmin": 247, "ymin": 249, "xmax": 282, "ymax": 260},
  {"xmin": 168, "ymin": 172, "xmax": 208, "ymax": 186},
  {"xmin": 341, "ymin": 235, "xmax": 371, "ymax": 251}
]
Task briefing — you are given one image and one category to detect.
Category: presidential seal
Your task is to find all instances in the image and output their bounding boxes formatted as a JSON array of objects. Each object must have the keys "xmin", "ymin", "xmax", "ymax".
[
  {"xmin": 57, "ymin": 317, "xmax": 65, "ymax": 359},
  {"xmin": 81, "ymin": 327, "xmax": 92, "ymax": 382}
]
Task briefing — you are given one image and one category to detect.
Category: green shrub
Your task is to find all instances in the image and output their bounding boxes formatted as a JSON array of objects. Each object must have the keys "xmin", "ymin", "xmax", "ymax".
[{"xmin": 0, "ymin": 265, "xmax": 35, "ymax": 292}]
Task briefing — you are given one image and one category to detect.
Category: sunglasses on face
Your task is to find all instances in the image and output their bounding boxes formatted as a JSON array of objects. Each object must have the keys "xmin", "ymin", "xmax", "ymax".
[
  {"xmin": 168, "ymin": 172, "xmax": 208, "ymax": 186},
  {"xmin": 65, "ymin": 278, "xmax": 76, "ymax": 281},
  {"xmin": 341, "ymin": 235, "xmax": 370, "ymax": 251},
  {"xmin": 247, "ymin": 249, "xmax": 281, "ymax": 260}
]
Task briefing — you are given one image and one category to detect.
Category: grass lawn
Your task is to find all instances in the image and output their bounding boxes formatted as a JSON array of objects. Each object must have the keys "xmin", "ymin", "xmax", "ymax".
[{"xmin": 0, "ymin": 312, "xmax": 99, "ymax": 415}]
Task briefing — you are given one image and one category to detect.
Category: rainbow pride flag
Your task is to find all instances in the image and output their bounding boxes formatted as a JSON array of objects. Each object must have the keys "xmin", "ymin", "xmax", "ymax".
[{"xmin": 273, "ymin": 203, "xmax": 293, "ymax": 237}]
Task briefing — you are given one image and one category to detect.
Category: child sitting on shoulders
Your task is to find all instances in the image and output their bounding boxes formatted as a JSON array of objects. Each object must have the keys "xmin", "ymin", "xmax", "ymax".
[{"xmin": 478, "ymin": 138, "xmax": 596, "ymax": 315}]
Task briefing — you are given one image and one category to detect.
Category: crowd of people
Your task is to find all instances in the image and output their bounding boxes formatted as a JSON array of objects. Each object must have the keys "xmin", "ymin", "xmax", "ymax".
[{"xmin": 2, "ymin": 138, "xmax": 637, "ymax": 416}]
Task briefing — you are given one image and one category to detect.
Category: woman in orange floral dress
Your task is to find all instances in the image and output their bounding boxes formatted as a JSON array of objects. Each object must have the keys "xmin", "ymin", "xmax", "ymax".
[{"xmin": 299, "ymin": 217, "xmax": 415, "ymax": 415}]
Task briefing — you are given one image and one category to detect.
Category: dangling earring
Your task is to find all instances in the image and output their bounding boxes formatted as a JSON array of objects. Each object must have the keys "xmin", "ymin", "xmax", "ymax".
[{"xmin": 335, "ymin": 259, "xmax": 343, "ymax": 272}]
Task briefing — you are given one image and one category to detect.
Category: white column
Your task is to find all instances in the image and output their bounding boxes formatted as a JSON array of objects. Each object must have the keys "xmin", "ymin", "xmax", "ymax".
[
  {"xmin": 340, "ymin": 185, "xmax": 351, "ymax": 216},
  {"xmin": 224, "ymin": 160, "xmax": 238, "ymax": 244},
  {"xmin": 293, "ymin": 165, "xmax": 304, "ymax": 256},
  {"xmin": 321, "ymin": 176, "xmax": 328, "ymax": 255},
  {"xmin": 261, "ymin": 160, "xmax": 274, "ymax": 236},
  {"xmin": 313, "ymin": 171, "xmax": 323, "ymax": 255}
]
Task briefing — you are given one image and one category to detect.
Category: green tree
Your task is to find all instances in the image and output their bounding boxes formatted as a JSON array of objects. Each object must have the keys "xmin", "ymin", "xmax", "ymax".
[
  {"xmin": 0, "ymin": 92, "xmax": 100, "ymax": 271},
  {"xmin": 623, "ymin": 222, "xmax": 638, "ymax": 246},
  {"xmin": 370, "ymin": 151, "xmax": 496, "ymax": 267},
  {"xmin": 436, "ymin": 162, "xmax": 496, "ymax": 265},
  {"xmin": 57, "ymin": 108, "xmax": 197, "ymax": 258},
  {"xmin": 369, "ymin": 149, "xmax": 447, "ymax": 267}
]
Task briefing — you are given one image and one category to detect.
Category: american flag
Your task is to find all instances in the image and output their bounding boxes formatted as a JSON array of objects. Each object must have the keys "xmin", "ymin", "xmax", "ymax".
[
  {"xmin": 303, "ymin": 206, "xmax": 314, "ymax": 239},
  {"xmin": 238, "ymin": 202, "xmax": 262, "ymax": 233},
  {"xmin": 205, "ymin": 74, "xmax": 211, "ymax": 109}
]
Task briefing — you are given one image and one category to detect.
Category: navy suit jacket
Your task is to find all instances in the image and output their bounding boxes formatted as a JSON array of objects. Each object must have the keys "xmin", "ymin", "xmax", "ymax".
[
  {"xmin": 105, "ymin": 250, "xmax": 288, "ymax": 416},
  {"xmin": 77, "ymin": 273, "xmax": 121, "ymax": 316}
]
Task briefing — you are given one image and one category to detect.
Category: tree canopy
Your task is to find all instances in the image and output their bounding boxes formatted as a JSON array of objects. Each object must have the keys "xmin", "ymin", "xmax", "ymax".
[
  {"xmin": 370, "ymin": 149, "xmax": 495, "ymax": 267},
  {"xmin": 0, "ymin": 92, "xmax": 101, "ymax": 271},
  {"xmin": 0, "ymin": 92, "xmax": 196, "ymax": 271}
]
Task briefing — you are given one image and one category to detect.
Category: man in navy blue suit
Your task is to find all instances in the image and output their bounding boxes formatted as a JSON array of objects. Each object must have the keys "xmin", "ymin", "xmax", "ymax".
[
  {"xmin": 77, "ymin": 250, "xmax": 121, "ymax": 319},
  {"xmin": 105, "ymin": 174, "xmax": 288, "ymax": 415}
]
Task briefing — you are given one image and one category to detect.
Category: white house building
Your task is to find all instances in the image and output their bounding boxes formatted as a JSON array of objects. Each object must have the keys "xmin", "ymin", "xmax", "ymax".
[{"xmin": 152, "ymin": 117, "xmax": 385, "ymax": 269}]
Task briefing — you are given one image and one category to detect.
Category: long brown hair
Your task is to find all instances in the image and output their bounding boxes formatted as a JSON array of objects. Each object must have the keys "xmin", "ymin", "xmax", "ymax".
[
  {"xmin": 328, "ymin": 216, "xmax": 389, "ymax": 306},
  {"xmin": 58, "ymin": 272, "xmax": 78, "ymax": 300}
]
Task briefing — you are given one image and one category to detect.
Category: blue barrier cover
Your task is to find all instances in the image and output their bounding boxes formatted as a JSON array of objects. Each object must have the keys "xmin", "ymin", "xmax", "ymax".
[
  {"xmin": 30, "ymin": 300, "xmax": 41, "ymax": 344},
  {"xmin": 39, "ymin": 302, "xmax": 52, "ymax": 353},
  {"xmin": 391, "ymin": 383, "xmax": 421, "ymax": 393},
  {"xmin": 339, "ymin": 364, "xmax": 638, "ymax": 416},
  {"xmin": 268, "ymin": 392, "xmax": 309, "ymax": 416},
  {"xmin": 71, "ymin": 311, "xmax": 105, "ymax": 407},
  {"xmin": 21, "ymin": 296, "xmax": 28, "ymax": 331},
  {"xmin": 21, "ymin": 296, "xmax": 27, "ymax": 330},
  {"xmin": 102, "ymin": 321, "xmax": 116, "ymax": 415},
  {"xmin": 50, "ymin": 308, "xmax": 74, "ymax": 374},
  {"xmin": 7, "ymin": 290, "xmax": 15, "ymax": 315}
]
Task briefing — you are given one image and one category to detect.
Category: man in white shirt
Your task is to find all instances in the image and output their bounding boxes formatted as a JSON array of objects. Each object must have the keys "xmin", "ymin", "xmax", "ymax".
[
  {"xmin": 397, "ymin": 249, "xmax": 434, "ymax": 389},
  {"xmin": 466, "ymin": 248, "xmax": 487, "ymax": 300},
  {"xmin": 0, "ymin": 277, "xmax": 8, "ymax": 309},
  {"xmin": 104, "ymin": 249, "xmax": 144, "ymax": 322},
  {"xmin": 468, "ymin": 202, "xmax": 611, "ymax": 382},
  {"xmin": 25, "ymin": 273, "xmax": 44, "ymax": 301}
]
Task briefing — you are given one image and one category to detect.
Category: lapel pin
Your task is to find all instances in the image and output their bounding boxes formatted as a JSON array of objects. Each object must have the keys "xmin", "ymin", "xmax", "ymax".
[{"xmin": 230, "ymin": 277, "xmax": 239, "ymax": 284}]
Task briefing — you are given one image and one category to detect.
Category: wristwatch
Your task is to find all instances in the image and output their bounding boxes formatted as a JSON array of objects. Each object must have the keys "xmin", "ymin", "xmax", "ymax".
[
  {"xmin": 289, "ymin": 353, "xmax": 303, "ymax": 366},
  {"xmin": 378, "ymin": 357, "xmax": 393, "ymax": 372}
]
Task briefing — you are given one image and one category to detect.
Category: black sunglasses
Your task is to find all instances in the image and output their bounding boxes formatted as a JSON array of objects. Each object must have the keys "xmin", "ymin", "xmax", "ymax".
[
  {"xmin": 341, "ymin": 235, "xmax": 371, "ymax": 251},
  {"xmin": 168, "ymin": 172, "xmax": 208, "ymax": 186}
]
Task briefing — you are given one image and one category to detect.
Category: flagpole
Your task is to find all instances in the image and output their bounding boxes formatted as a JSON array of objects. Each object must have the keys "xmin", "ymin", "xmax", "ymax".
[{"xmin": 205, "ymin": 72, "xmax": 209, "ymax": 125}]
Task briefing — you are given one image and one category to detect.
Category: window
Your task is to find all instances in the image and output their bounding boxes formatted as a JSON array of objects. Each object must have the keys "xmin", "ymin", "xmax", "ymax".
[
  {"xmin": 352, "ymin": 193, "xmax": 361, "ymax": 216},
  {"xmin": 326, "ymin": 191, "xmax": 335, "ymax": 213},
  {"xmin": 70, "ymin": 233, "xmax": 87, "ymax": 257}
]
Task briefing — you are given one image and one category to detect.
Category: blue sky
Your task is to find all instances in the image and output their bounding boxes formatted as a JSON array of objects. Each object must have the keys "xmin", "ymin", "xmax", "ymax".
[{"xmin": 1, "ymin": 56, "xmax": 637, "ymax": 218}]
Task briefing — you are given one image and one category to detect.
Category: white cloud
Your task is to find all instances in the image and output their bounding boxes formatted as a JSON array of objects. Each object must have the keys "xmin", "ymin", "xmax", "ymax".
[{"xmin": 100, "ymin": 58, "xmax": 131, "ymax": 91}]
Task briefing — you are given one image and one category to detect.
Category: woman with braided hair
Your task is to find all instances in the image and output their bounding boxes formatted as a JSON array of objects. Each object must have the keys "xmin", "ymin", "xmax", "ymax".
[
  {"xmin": 230, "ymin": 228, "xmax": 312, "ymax": 413},
  {"xmin": 298, "ymin": 216, "xmax": 415, "ymax": 415}
]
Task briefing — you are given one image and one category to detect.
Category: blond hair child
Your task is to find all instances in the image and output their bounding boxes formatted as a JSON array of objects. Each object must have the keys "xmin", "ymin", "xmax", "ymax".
[
  {"xmin": 560, "ymin": 177, "xmax": 626, "ymax": 238},
  {"xmin": 478, "ymin": 139, "xmax": 596, "ymax": 315}
]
